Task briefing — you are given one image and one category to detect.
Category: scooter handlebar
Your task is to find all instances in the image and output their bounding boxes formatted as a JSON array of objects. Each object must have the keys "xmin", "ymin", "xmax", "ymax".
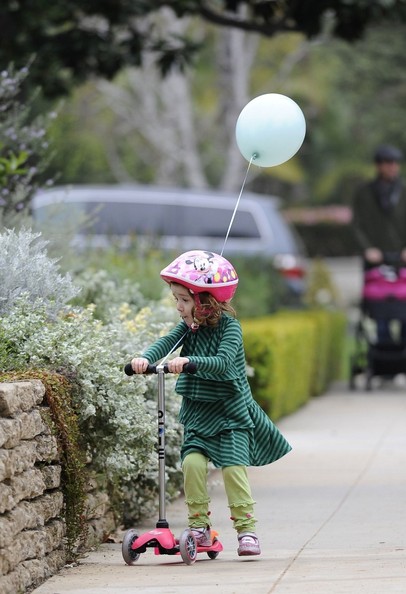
[{"xmin": 124, "ymin": 362, "xmax": 197, "ymax": 376}]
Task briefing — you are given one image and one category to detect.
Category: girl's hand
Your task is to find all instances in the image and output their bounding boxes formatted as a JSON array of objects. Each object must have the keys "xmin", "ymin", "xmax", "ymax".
[
  {"xmin": 167, "ymin": 356, "xmax": 190, "ymax": 374},
  {"xmin": 131, "ymin": 357, "xmax": 149, "ymax": 374}
]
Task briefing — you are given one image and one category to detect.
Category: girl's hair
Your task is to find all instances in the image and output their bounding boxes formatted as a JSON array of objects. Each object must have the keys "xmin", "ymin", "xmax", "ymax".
[
  {"xmin": 171, "ymin": 282, "xmax": 236, "ymax": 326},
  {"xmin": 194, "ymin": 291, "xmax": 236, "ymax": 327}
]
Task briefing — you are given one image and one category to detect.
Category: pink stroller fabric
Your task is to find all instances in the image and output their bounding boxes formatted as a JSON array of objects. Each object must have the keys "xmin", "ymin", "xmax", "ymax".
[{"xmin": 363, "ymin": 266, "xmax": 406, "ymax": 301}]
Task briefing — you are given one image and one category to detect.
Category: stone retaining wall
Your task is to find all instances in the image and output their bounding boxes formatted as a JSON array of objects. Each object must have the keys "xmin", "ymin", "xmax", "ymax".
[{"xmin": 0, "ymin": 381, "xmax": 116, "ymax": 594}]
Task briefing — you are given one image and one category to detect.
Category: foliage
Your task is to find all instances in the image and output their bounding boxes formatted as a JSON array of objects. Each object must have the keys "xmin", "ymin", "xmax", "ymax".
[
  {"xmin": 0, "ymin": 368, "xmax": 87, "ymax": 560},
  {"xmin": 67, "ymin": 245, "xmax": 169, "ymax": 303},
  {"xmin": 0, "ymin": 148, "xmax": 28, "ymax": 187},
  {"xmin": 0, "ymin": 290, "xmax": 183, "ymax": 521},
  {"xmin": 1, "ymin": 2, "xmax": 405, "ymax": 98},
  {"xmin": 303, "ymin": 23, "xmax": 406, "ymax": 205},
  {"xmin": 72, "ymin": 268, "xmax": 146, "ymax": 322},
  {"xmin": 0, "ymin": 228, "xmax": 80, "ymax": 316},
  {"xmin": 0, "ymin": 65, "xmax": 55, "ymax": 227},
  {"xmin": 0, "ymin": 3, "xmax": 199, "ymax": 98},
  {"xmin": 231, "ymin": 255, "xmax": 289, "ymax": 316},
  {"xmin": 293, "ymin": 222, "xmax": 359, "ymax": 258},
  {"xmin": 244, "ymin": 314, "xmax": 315, "ymax": 416},
  {"xmin": 192, "ymin": 1, "xmax": 406, "ymax": 40},
  {"xmin": 45, "ymin": 87, "xmax": 115, "ymax": 185},
  {"xmin": 39, "ymin": 20, "xmax": 406, "ymax": 214},
  {"xmin": 242, "ymin": 308, "xmax": 346, "ymax": 418},
  {"xmin": 1, "ymin": 296, "xmax": 150, "ymax": 473},
  {"xmin": 49, "ymin": 241, "xmax": 290, "ymax": 316},
  {"xmin": 0, "ymin": 226, "xmax": 183, "ymax": 523},
  {"xmin": 304, "ymin": 258, "xmax": 341, "ymax": 308}
]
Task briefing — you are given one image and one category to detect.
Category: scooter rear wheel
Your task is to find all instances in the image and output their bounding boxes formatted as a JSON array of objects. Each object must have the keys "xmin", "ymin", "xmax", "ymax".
[
  {"xmin": 179, "ymin": 529, "xmax": 197, "ymax": 565},
  {"xmin": 122, "ymin": 529, "xmax": 141, "ymax": 565}
]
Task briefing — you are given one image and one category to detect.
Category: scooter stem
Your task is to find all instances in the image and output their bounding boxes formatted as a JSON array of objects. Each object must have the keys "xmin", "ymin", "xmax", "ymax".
[{"xmin": 156, "ymin": 364, "xmax": 169, "ymax": 529}]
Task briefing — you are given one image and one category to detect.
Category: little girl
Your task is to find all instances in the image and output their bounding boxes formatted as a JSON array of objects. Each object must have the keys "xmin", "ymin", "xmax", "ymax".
[{"xmin": 131, "ymin": 250, "xmax": 291, "ymax": 557}]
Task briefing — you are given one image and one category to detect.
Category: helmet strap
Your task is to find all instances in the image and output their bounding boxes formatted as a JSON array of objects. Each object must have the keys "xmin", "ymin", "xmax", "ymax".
[
  {"xmin": 191, "ymin": 293, "xmax": 213, "ymax": 330},
  {"xmin": 193, "ymin": 293, "xmax": 212, "ymax": 314}
]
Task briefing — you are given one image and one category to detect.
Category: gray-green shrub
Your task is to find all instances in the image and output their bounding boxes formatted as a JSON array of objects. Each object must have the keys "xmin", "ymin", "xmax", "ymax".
[
  {"xmin": 0, "ymin": 226, "xmax": 184, "ymax": 523},
  {"xmin": 0, "ymin": 228, "xmax": 79, "ymax": 316}
]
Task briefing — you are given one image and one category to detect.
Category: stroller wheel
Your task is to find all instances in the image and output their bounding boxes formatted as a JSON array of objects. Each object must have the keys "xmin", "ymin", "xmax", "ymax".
[
  {"xmin": 179, "ymin": 529, "xmax": 197, "ymax": 565},
  {"xmin": 122, "ymin": 529, "xmax": 141, "ymax": 565}
]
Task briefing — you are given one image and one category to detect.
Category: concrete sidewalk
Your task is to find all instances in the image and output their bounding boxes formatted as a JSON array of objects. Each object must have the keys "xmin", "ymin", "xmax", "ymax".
[{"xmin": 32, "ymin": 381, "xmax": 406, "ymax": 594}]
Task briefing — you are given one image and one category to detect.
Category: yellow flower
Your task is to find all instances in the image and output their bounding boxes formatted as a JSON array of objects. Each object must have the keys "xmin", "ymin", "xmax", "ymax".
[{"xmin": 118, "ymin": 302, "xmax": 131, "ymax": 320}]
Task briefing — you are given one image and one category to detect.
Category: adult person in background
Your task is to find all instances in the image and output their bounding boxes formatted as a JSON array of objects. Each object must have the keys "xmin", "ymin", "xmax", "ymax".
[{"xmin": 352, "ymin": 144, "xmax": 406, "ymax": 344}]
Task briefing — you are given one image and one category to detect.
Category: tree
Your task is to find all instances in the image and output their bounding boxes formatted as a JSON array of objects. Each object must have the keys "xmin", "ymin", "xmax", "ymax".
[
  {"xmin": 45, "ymin": 11, "xmax": 309, "ymax": 193},
  {"xmin": 299, "ymin": 22, "xmax": 406, "ymax": 204},
  {"xmin": 1, "ymin": 1, "xmax": 406, "ymax": 97},
  {"xmin": 0, "ymin": 65, "xmax": 54, "ymax": 228},
  {"xmin": 93, "ymin": 8, "xmax": 257, "ymax": 189}
]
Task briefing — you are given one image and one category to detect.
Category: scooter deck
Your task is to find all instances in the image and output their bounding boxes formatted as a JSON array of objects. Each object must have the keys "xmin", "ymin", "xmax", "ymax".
[{"xmin": 128, "ymin": 527, "xmax": 223, "ymax": 556}]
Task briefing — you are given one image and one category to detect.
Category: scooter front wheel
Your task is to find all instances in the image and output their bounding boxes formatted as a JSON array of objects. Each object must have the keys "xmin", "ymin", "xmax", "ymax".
[
  {"xmin": 122, "ymin": 529, "xmax": 141, "ymax": 565},
  {"xmin": 179, "ymin": 529, "xmax": 197, "ymax": 565}
]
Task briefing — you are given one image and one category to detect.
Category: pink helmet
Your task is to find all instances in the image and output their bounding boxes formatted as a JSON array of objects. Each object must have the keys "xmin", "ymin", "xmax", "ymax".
[{"xmin": 160, "ymin": 250, "xmax": 239, "ymax": 302}]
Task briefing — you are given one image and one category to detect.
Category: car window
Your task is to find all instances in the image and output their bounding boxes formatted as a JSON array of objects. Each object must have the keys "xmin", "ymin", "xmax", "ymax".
[
  {"xmin": 86, "ymin": 202, "xmax": 260, "ymax": 239},
  {"xmin": 181, "ymin": 205, "xmax": 260, "ymax": 238},
  {"xmin": 34, "ymin": 202, "xmax": 86, "ymax": 225},
  {"xmin": 87, "ymin": 202, "xmax": 174, "ymax": 235}
]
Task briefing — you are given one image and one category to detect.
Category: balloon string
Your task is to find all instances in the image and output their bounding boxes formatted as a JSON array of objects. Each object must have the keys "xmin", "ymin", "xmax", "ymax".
[
  {"xmin": 159, "ymin": 329, "xmax": 190, "ymax": 366},
  {"xmin": 221, "ymin": 154, "xmax": 255, "ymax": 257}
]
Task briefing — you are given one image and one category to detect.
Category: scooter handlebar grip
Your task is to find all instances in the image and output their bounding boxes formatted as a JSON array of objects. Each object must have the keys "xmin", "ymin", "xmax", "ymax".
[
  {"xmin": 161, "ymin": 363, "xmax": 197, "ymax": 374},
  {"xmin": 181, "ymin": 362, "xmax": 197, "ymax": 374},
  {"xmin": 124, "ymin": 363, "xmax": 157, "ymax": 375},
  {"xmin": 124, "ymin": 363, "xmax": 135, "ymax": 376},
  {"xmin": 124, "ymin": 362, "xmax": 197, "ymax": 375}
]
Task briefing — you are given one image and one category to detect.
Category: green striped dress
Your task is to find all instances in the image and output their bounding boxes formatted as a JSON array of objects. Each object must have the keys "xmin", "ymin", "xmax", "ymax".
[{"xmin": 142, "ymin": 314, "xmax": 292, "ymax": 468}]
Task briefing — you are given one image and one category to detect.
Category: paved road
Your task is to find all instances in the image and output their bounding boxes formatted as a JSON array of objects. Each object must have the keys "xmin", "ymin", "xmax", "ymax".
[{"xmin": 32, "ymin": 380, "xmax": 406, "ymax": 594}]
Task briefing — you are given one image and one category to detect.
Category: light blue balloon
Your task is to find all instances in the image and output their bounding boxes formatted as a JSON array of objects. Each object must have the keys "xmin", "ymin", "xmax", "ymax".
[{"xmin": 235, "ymin": 93, "xmax": 306, "ymax": 167}]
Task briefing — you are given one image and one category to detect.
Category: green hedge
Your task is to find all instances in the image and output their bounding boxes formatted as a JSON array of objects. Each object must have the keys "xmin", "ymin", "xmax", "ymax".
[{"xmin": 241, "ymin": 309, "xmax": 346, "ymax": 419}]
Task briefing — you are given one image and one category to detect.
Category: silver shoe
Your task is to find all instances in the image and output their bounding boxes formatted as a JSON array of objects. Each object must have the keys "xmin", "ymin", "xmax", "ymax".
[
  {"xmin": 237, "ymin": 532, "xmax": 261, "ymax": 556},
  {"xmin": 191, "ymin": 526, "xmax": 212, "ymax": 547}
]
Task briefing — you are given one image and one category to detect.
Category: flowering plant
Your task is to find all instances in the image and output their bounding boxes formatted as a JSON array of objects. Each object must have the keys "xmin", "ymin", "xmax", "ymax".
[{"xmin": 0, "ymin": 228, "xmax": 184, "ymax": 522}]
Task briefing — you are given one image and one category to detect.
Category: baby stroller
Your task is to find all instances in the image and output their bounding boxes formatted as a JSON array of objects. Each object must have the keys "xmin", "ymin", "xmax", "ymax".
[{"xmin": 349, "ymin": 253, "xmax": 406, "ymax": 390}]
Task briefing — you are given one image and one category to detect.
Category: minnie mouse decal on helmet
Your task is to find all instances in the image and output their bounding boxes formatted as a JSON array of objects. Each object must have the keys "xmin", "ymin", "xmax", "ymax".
[{"xmin": 160, "ymin": 250, "xmax": 238, "ymax": 302}]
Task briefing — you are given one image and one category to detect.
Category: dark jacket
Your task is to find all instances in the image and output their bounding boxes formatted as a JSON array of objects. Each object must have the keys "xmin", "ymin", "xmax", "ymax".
[{"xmin": 352, "ymin": 177, "xmax": 406, "ymax": 252}]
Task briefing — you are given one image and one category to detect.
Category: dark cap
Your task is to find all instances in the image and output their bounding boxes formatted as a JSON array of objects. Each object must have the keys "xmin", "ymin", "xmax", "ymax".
[{"xmin": 374, "ymin": 144, "xmax": 403, "ymax": 163}]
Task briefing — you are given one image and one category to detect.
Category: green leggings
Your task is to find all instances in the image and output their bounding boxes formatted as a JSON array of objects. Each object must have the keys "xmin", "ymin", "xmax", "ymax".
[{"xmin": 182, "ymin": 451, "xmax": 256, "ymax": 534}]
